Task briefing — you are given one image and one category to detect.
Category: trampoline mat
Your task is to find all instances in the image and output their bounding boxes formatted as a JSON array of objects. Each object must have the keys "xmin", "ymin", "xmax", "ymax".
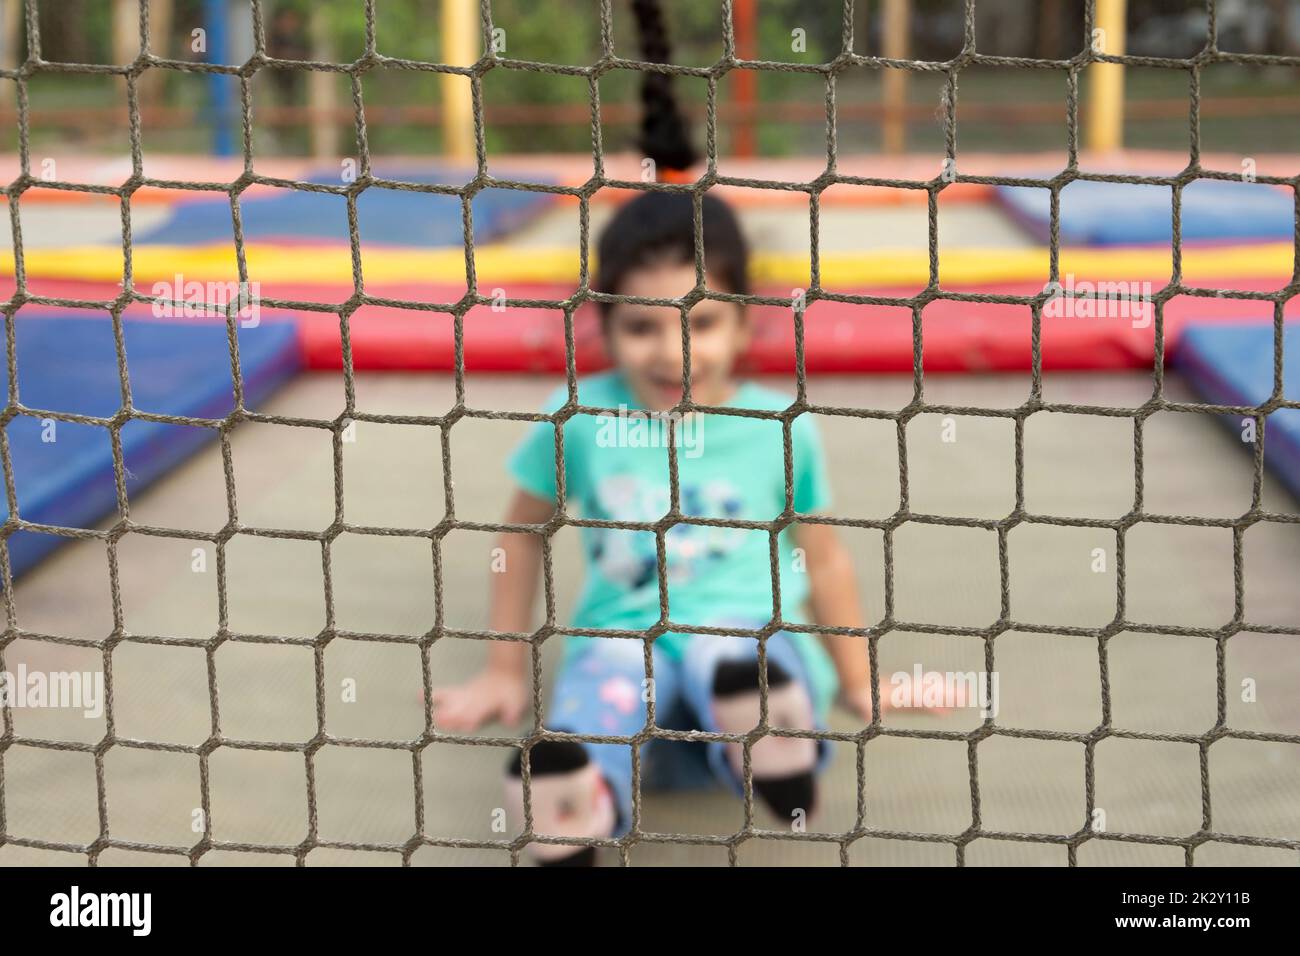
[{"xmin": 3, "ymin": 372, "xmax": 1297, "ymax": 866}]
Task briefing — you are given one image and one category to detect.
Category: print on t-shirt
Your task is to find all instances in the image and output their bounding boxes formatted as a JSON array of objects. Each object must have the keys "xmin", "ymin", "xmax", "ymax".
[{"xmin": 589, "ymin": 472, "xmax": 747, "ymax": 591}]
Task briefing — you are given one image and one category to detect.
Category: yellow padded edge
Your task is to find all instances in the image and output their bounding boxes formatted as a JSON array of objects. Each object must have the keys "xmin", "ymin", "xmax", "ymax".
[{"xmin": 8, "ymin": 241, "xmax": 1293, "ymax": 289}]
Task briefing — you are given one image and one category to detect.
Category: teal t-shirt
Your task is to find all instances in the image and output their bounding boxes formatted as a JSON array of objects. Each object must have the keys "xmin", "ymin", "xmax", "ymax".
[{"xmin": 506, "ymin": 370, "xmax": 840, "ymax": 720}]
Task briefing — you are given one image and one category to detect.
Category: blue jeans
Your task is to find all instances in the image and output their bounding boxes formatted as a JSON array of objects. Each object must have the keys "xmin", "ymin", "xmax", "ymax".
[{"xmin": 545, "ymin": 629, "xmax": 835, "ymax": 838}]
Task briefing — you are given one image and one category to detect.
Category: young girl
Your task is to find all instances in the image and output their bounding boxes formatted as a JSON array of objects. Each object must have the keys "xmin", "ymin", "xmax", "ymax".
[{"xmin": 429, "ymin": 0, "xmax": 929, "ymax": 865}]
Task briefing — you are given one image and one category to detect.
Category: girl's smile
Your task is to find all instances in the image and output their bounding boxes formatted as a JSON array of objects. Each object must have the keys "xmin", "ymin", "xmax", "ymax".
[{"xmin": 603, "ymin": 261, "xmax": 750, "ymax": 412}]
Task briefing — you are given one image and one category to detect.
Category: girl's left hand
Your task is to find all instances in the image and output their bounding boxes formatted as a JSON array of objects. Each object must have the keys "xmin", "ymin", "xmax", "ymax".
[{"xmin": 839, "ymin": 680, "xmax": 887, "ymax": 722}]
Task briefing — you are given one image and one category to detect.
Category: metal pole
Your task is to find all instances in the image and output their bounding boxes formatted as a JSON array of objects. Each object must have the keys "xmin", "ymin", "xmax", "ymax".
[
  {"xmin": 307, "ymin": 5, "xmax": 336, "ymax": 159},
  {"xmin": 203, "ymin": 0, "xmax": 234, "ymax": 156},
  {"xmin": 882, "ymin": 0, "xmax": 910, "ymax": 155},
  {"xmin": 733, "ymin": 0, "xmax": 757, "ymax": 158}
]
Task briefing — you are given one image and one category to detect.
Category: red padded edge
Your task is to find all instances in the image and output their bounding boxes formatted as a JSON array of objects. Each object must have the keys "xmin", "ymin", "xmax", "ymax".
[{"xmin": 18, "ymin": 278, "xmax": 1296, "ymax": 373}]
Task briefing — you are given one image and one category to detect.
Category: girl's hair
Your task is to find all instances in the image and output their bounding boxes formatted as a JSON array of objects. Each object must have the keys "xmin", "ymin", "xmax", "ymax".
[{"xmin": 595, "ymin": 0, "xmax": 750, "ymax": 319}]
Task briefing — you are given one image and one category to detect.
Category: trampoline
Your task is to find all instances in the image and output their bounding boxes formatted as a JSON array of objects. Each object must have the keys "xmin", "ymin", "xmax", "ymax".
[
  {"xmin": 2, "ymin": 0, "xmax": 1297, "ymax": 873},
  {"xmin": 2, "ymin": 315, "xmax": 301, "ymax": 576},
  {"xmin": 5, "ymin": 370, "xmax": 1297, "ymax": 866},
  {"xmin": 135, "ymin": 170, "xmax": 557, "ymax": 248},
  {"xmin": 1176, "ymin": 322, "xmax": 1300, "ymax": 500},
  {"xmin": 995, "ymin": 177, "xmax": 1297, "ymax": 247}
]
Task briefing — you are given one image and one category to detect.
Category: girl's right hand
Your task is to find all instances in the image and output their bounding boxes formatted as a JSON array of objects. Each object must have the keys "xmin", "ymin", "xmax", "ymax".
[{"xmin": 428, "ymin": 668, "xmax": 531, "ymax": 732}]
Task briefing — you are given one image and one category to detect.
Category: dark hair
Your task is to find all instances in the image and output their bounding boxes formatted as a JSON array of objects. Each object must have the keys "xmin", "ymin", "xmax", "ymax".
[
  {"xmin": 596, "ymin": 193, "xmax": 749, "ymax": 317},
  {"xmin": 595, "ymin": 0, "xmax": 750, "ymax": 319},
  {"xmin": 631, "ymin": 0, "xmax": 696, "ymax": 173}
]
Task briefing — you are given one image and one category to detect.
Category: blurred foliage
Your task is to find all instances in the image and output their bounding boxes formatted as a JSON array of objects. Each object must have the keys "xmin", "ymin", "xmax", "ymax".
[{"xmin": 17, "ymin": 0, "xmax": 1300, "ymax": 157}]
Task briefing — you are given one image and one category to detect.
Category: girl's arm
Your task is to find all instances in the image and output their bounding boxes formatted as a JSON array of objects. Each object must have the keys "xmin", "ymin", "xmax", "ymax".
[
  {"xmin": 487, "ymin": 487, "xmax": 558, "ymax": 666},
  {"xmin": 793, "ymin": 521, "xmax": 874, "ymax": 719},
  {"xmin": 429, "ymin": 487, "xmax": 556, "ymax": 731}
]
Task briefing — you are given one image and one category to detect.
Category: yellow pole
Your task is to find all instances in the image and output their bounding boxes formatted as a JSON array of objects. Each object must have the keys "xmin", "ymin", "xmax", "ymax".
[
  {"xmin": 1087, "ymin": 0, "xmax": 1127, "ymax": 153},
  {"xmin": 441, "ymin": 0, "xmax": 477, "ymax": 163},
  {"xmin": 882, "ymin": 0, "xmax": 909, "ymax": 155}
]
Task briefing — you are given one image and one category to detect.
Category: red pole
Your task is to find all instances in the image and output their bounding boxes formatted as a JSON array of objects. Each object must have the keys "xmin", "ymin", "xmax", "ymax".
[{"xmin": 734, "ymin": 0, "xmax": 757, "ymax": 158}]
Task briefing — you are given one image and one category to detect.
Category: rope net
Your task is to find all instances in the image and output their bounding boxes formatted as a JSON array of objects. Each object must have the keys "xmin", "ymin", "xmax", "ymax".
[{"xmin": 1, "ymin": 0, "xmax": 1298, "ymax": 867}]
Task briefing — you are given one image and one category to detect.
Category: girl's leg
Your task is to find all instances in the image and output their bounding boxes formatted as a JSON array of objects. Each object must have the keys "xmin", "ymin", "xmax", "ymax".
[
  {"xmin": 679, "ymin": 630, "xmax": 834, "ymax": 823},
  {"xmin": 503, "ymin": 636, "xmax": 678, "ymax": 863},
  {"xmin": 640, "ymin": 690, "xmax": 719, "ymax": 793}
]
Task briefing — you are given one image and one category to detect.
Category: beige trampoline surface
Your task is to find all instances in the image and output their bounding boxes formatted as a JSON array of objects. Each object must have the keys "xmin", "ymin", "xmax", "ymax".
[{"xmin": 2, "ymin": 368, "xmax": 1298, "ymax": 867}]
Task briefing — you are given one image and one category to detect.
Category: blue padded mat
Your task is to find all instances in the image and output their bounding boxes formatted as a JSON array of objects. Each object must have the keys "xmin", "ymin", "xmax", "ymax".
[
  {"xmin": 3, "ymin": 316, "xmax": 301, "ymax": 576},
  {"xmin": 995, "ymin": 178, "xmax": 1295, "ymax": 246},
  {"xmin": 1175, "ymin": 322, "xmax": 1300, "ymax": 500},
  {"xmin": 136, "ymin": 166, "xmax": 556, "ymax": 247}
]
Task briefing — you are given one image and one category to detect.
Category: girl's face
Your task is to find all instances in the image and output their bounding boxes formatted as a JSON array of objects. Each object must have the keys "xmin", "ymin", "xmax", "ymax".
[{"xmin": 604, "ymin": 260, "xmax": 749, "ymax": 412}]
